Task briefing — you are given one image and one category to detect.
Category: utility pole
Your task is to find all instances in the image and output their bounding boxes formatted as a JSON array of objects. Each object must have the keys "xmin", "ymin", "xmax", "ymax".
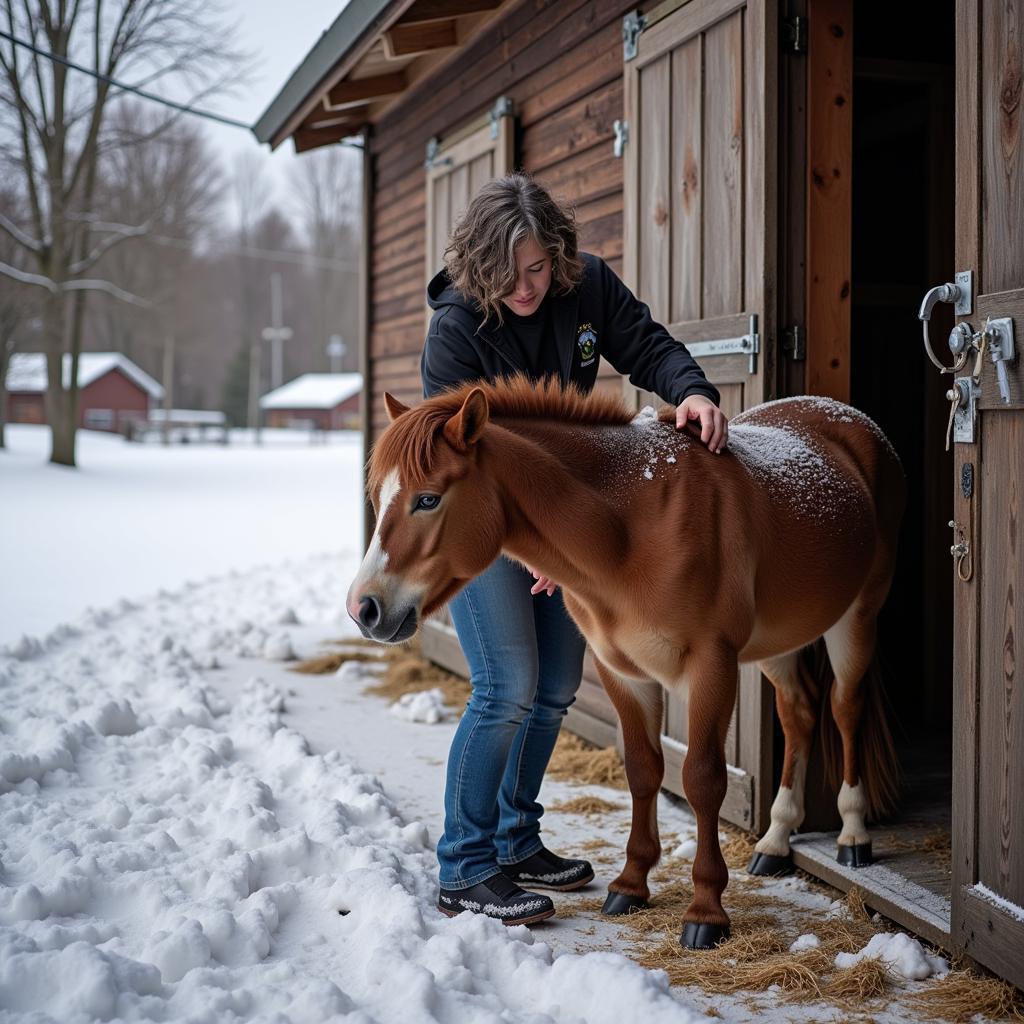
[
  {"xmin": 162, "ymin": 331, "xmax": 175, "ymax": 446},
  {"xmin": 262, "ymin": 272, "xmax": 293, "ymax": 391},
  {"xmin": 327, "ymin": 334, "xmax": 346, "ymax": 373},
  {"xmin": 247, "ymin": 332, "xmax": 263, "ymax": 446}
]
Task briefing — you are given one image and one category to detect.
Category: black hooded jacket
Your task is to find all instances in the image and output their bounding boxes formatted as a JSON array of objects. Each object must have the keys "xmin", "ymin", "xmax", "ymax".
[{"xmin": 421, "ymin": 252, "xmax": 720, "ymax": 407}]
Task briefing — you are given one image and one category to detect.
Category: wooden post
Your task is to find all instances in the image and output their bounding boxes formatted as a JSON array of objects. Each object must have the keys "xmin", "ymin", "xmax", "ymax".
[{"xmin": 805, "ymin": 0, "xmax": 852, "ymax": 401}]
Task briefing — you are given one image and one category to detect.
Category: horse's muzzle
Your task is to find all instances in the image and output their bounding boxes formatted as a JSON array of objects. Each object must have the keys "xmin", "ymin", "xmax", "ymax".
[{"xmin": 350, "ymin": 596, "xmax": 418, "ymax": 644}]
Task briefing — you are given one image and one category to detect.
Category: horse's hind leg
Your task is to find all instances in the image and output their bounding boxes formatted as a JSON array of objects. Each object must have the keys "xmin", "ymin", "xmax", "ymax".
[
  {"xmin": 594, "ymin": 661, "xmax": 664, "ymax": 915},
  {"xmin": 824, "ymin": 599, "xmax": 882, "ymax": 866},
  {"xmin": 748, "ymin": 651, "xmax": 817, "ymax": 876}
]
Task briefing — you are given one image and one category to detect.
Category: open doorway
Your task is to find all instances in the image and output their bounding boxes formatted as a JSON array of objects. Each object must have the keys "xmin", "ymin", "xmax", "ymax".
[{"xmin": 848, "ymin": 0, "xmax": 955, "ymax": 900}]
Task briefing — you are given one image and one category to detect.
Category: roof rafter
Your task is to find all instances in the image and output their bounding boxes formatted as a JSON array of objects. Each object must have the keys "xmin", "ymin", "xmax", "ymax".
[
  {"xmin": 323, "ymin": 71, "xmax": 407, "ymax": 111},
  {"xmin": 395, "ymin": 0, "xmax": 502, "ymax": 25},
  {"xmin": 383, "ymin": 19, "xmax": 457, "ymax": 58}
]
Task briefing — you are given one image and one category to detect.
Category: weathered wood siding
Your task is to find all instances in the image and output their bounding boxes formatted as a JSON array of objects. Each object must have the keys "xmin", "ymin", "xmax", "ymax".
[{"xmin": 367, "ymin": 0, "xmax": 638, "ymax": 441}]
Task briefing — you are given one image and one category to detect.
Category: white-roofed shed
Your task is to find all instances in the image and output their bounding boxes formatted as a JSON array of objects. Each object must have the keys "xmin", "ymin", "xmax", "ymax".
[{"xmin": 260, "ymin": 373, "xmax": 363, "ymax": 430}]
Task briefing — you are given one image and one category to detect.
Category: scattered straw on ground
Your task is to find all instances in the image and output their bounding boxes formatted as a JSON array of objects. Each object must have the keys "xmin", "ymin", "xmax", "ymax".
[
  {"xmin": 573, "ymin": 896, "xmax": 609, "ymax": 915},
  {"xmin": 549, "ymin": 796, "xmax": 625, "ymax": 817},
  {"xmin": 906, "ymin": 968, "xmax": 1024, "ymax": 1022},
  {"xmin": 719, "ymin": 825, "xmax": 757, "ymax": 871},
  {"xmin": 361, "ymin": 651, "xmax": 470, "ymax": 707},
  {"xmin": 821, "ymin": 958, "xmax": 894, "ymax": 1002},
  {"xmin": 291, "ymin": 637, "xmax": 471, "ymax": 709},
  {"xmin": 545, "ymin": 731, "xmax": 627, "ymax": 789},
  {"xmin": 291, "ymin": 650, "xmax": 386, "ymax": 674}
]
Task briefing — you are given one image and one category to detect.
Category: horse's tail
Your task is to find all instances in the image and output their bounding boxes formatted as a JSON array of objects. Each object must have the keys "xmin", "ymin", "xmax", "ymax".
[{"xmin": 807, "ymin": 639, "xmax": 901, "ymax": 821}]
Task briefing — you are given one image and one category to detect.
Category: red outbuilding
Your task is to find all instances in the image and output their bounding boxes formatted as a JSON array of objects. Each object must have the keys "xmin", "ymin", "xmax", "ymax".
[
  {"xmin": 5, "ymin": 352, "xmax": 164, "ymax": 433},
  {"xmin": 259, "ymin": 373, "xmax": 362, "ymax": 430}
]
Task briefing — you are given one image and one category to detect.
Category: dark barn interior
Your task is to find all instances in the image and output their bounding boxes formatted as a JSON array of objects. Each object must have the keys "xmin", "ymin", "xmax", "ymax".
[{"xmin": 848, "ymin": 0, "xmax": 955, "ymax": 899}]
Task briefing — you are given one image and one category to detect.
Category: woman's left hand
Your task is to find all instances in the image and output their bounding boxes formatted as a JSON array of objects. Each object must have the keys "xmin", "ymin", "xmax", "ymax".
[
  {"xmin": 527, "ymin": 567, "xmax": 557, "ymax": 597},
  {"xmin": 675, "ymin": 395, "xmax": 729, "ymax": 454}
]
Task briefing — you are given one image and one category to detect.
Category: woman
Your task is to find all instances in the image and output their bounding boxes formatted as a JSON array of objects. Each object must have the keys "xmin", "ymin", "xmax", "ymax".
[{"xmin": 424, "ymin": 173, "xmax": 728, "ymax": 925}]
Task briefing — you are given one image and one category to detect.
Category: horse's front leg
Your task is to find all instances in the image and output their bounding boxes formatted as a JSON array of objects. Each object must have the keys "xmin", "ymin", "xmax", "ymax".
[
  {"xmin": 593, "ymin": 660, "xmax": 665, "ymax": 915},
  {"xmin": 680, "ymin": 642, "xmax": 738, "ymax": 949}
]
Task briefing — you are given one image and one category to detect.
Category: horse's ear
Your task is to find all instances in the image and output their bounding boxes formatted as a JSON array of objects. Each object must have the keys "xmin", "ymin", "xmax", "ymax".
[
  {"xmin": 384, "ymin": 392, "xmax": 410, "ymax": 422},
  {"xmin": 443, "ymin": 387, "xmax": 489, "ymax": 452}
]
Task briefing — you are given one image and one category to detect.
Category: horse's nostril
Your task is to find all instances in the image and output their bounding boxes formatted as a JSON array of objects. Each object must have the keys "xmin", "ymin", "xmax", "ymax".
[{"xmin": 359, "ymin": 595, "xmax": 382, "ymax": 630}]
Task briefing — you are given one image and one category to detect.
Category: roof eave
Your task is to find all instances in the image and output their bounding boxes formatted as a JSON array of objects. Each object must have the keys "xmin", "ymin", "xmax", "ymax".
[{"xmin": 254, "ymin": 0, "xmax": 402, "ymax": 149}]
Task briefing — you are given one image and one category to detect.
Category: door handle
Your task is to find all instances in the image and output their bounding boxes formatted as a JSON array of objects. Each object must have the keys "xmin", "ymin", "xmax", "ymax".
[{"xmin": 918, "ymin": 278, "xmax": 975, "ymax": 373}]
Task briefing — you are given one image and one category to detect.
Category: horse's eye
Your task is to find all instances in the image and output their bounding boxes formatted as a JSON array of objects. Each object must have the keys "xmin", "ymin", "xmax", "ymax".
[{"xmin": 414, "ymin": 494, "xmax": 440, "ymax": 512}]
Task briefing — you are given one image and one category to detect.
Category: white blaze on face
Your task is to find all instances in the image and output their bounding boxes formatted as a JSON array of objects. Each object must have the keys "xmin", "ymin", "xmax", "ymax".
[{"xmin": 352, "ymin": 469, "xmax": 400, "ymax": 595}]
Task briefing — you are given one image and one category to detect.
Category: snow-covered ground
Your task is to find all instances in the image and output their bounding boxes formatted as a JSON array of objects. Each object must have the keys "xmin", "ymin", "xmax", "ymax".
[
  {"xmin": 0, "ymin": 425, "xmax": 953, "ymax": 1023},
  {"xmin": 0, "ymin": 426, "xmax": 363, "ymax": 646}
]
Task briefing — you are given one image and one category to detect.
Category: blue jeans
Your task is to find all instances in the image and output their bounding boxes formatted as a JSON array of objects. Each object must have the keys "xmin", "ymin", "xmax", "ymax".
[{"xmin": 437, "ymin": 556, "xmax": 587, "ymax": 889}]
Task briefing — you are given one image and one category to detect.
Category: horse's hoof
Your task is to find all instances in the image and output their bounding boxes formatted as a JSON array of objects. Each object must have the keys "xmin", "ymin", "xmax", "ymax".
[
  {"xmin": 601, "ymin": 891, "xmax": 648, "ymax": 916},
  {"xmin": 680, "ymin": 921, "xmax": 731, "ymax": 950},
  {"xmin": 747, "ymin": 851, "xmax": 794, "ymax": 877},
  {"xmin": 837, "ymin": 841, "xmax": 873, "ymax": 868}
]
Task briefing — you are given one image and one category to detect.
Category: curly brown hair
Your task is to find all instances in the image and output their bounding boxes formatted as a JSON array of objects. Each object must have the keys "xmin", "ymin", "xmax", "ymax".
[{"xmin": 444, "ymin": 173, "xmax": 584, "ymax": 324}]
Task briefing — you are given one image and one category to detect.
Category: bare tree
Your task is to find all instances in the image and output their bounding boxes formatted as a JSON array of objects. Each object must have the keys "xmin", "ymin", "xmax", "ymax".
[
  {"xmin": 0, "ymin": 0, "xmax": 243, "ymax": 465},
  {"xmin": 227, "ymin": 152, "xmax": 275, "ymax": 430},
  {"xmin": 289, "ymin": 147, "xmax": 361, "ymax": 373},
  {"xmin": 89, "ymin": 100, "xmax": 224, "ymax": 422},
  {"xmin": 0, "ymin": 186, "xmax": 39, "ymax": 449}
]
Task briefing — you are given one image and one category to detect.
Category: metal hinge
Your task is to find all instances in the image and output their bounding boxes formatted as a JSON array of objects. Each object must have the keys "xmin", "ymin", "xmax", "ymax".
[
  {"xmin": 782, "ymin": 324, "xmax": 806, "ymax": 360},
  {"xmin": 782, "ymin": 15, "xmax": 806, "ymax": 54},
  {"xmin": 424, "ymin": 136, "xmax": 452, "ymax": 170},
  {"xmin": 489, "ymin": 96, "xmax": 514, "ymax": 139},
  {"xmin": 686, "ymin": 315, "xmax": 760, "ymax": 373},
  {"xmin": 613, "ymin": 119, "xmax": 629, "ymax": 158},
  {"xmin": 623, "ymin": 9, "xmax": 646, "ymax": 61}
]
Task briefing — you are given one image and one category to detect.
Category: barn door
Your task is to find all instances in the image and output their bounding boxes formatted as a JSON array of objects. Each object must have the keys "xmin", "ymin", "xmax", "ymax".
[
  {"xmin": 424, "ymin": 98, "xmax": 515, "ymax": 329},
  {"xmin": 949, "ymin": 0, "xmax": 1024, "ymax": 989},
  {"xmin": 621, "ymin": 0, "xmax": 777, "ymax": 832},
  {"xmin": 420, "ymin": 99, "xmax": 515, "ymax": 675}
]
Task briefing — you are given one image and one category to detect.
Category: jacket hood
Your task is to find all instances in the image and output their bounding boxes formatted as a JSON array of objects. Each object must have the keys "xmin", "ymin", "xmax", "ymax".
[{"xmin": 427, "ymin": 268, "xmax": 480, "ymax": 313}]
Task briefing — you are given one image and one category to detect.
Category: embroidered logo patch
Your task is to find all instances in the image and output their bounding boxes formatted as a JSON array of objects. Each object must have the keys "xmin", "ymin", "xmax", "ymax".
[{"xmin": 576, "ymin": 324, "xmax": 597, "ymax": 366}]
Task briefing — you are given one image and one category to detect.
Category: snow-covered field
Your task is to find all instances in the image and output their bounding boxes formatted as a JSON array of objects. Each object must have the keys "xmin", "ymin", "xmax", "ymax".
[
  {"xmin": 0, "ymin": 426, "xmax": 363, "ymax": 646},
  {"xmin": 0, "ymin": 425, "xmax": 953, "ymax": 1023}
]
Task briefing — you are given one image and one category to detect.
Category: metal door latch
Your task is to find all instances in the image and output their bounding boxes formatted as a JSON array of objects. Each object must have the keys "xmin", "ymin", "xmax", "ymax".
[
  {"xmin": 949, "ymin": 520, "xmax": 973, "ymax": 582},
  {"xmin": 612, "ymin": 119, "xmax": 628, "ymax": 158},
  {"xmin": 945, "ymin": 377, "xmax": 980, "ymax": 448},
  {"xmin": 985, "ymin": 316, "xmax": 1017, "ymax": 404}
]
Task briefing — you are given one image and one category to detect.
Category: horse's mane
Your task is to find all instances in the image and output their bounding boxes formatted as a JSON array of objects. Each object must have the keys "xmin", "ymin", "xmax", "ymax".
[{"xmin": 369, "ymin": 374, "xmax": 633, "ymax": 493}]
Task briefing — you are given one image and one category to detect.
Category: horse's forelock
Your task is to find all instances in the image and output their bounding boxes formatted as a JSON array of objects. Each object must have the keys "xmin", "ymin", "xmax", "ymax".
[{"xmin": 368, "ymin": 406, "xmax": 448, "ymax": 498}]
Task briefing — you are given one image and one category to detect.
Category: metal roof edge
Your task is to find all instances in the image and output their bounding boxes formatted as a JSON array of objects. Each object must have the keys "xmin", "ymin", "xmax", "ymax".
[{"xmin": 253, "ymin": 0, "xmax": 397, "ymax": 147}]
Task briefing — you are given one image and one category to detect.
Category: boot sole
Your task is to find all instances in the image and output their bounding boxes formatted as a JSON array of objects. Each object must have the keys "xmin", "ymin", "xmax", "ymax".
[
  {"xmin": 437, "ymin": 904, "xmax": 556, "ymax": 926},
  {"xmin": 505, "ymin": 870, "xmax": 595, "ymax": 892}
]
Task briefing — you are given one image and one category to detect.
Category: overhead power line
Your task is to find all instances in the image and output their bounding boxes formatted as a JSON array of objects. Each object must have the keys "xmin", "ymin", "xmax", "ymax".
[
  {"xmin": 0, "ymin": 28, "xmax": 252, "ymax": 130},
  {"xmin": 0, "ymin": 29, "xmax": 365, "ymax": 148}
]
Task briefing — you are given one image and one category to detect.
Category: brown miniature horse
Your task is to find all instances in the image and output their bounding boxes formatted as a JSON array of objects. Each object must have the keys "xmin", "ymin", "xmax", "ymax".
[{"xmin": 347, "ymin": 375, "xmax": 904, "ymax": 949}]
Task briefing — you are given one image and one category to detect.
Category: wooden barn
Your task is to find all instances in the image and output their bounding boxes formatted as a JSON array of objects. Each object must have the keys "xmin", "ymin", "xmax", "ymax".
[
  {"xmin": 256, "ymin": 0, "xmax": 1024, "ymax": 987},
  {"xmin": 259, "ymin": 372, "xmax": 363, "ymax": 430},
  {"xmin": 5, "ymin": 352, "xmax": 164, "ymax": 433}
]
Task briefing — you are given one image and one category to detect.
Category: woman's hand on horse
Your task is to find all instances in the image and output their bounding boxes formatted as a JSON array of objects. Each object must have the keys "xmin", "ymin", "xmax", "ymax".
[
  {"xmin": 527, "ymin": 568, "xmax": 557, "ymax": 596},
  {"xmin": 676, "ymin": 394, "xmax": 729, "ymax": 454}
]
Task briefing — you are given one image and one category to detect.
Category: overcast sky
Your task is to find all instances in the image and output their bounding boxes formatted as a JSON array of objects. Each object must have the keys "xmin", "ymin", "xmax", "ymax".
[{"xmin": 193, "ymin": 0, "xmax": 354, "ymax": 221}]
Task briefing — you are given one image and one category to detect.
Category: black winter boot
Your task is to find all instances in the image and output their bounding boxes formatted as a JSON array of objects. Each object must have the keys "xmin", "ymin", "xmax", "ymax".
[
  {"xmin": 501, "ymin": 846, "xmax": 595, "ymax": 891},
  {"xmin": 437, "ymin": 873, "xmax": 555, "ymax": 925}
]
